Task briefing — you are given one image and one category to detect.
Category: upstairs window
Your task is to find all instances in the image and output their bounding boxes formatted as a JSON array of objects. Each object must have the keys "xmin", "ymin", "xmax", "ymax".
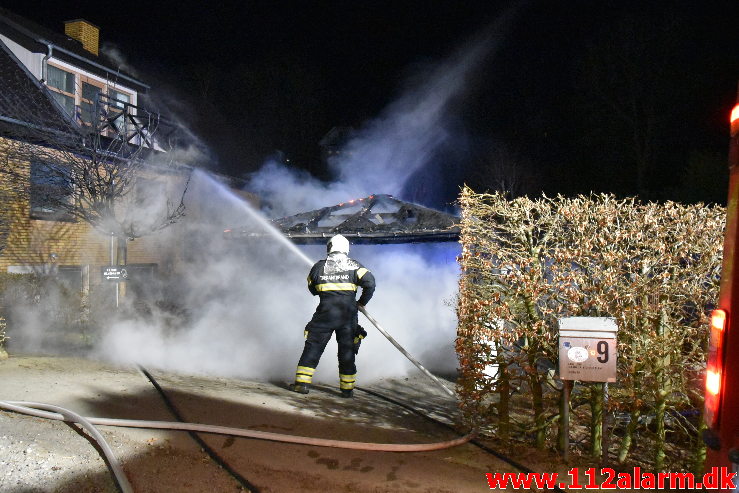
[
  {"xmin": 109, "ymin": 89, "xmax": 130, "ymax": 108},
  {"xmin": 47, "ymin": 65, "xmax": 75, "ymax": 92},
  {"xmin": 46, "ymin": 65, "xmax": 76, "ymax": 118},
  {"xmin": 108, "ymin": 89, "xmax": 131, "ymax": 133},
  {"xmin": 80, "ymin": 82, "xmax": 101, "ymax": 125},
  {"xmin": 30, "ymin": 161, "xmax": 74, "ymax": 221},
  {"xmin": 43, "ymin": 64, "xmax": 138, "ymax": 140}
]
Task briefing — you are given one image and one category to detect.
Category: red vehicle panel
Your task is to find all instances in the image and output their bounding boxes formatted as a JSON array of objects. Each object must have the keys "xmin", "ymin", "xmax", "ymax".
[{"xmin": 704, "ymin": 89, "xmax": 739, "ymax": 492}]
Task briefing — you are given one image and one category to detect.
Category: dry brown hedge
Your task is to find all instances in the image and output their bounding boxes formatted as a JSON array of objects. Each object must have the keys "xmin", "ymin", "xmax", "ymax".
[{"xmin": 456, "ymin": 186, "xmax": 725, "ymax": 472}]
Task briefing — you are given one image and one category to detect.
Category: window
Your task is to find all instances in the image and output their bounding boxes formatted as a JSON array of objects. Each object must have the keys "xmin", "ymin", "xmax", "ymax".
[
  {"xmin": 80, "ymin": 82, "xmax": 101, "ymax": 125},
  {"xmin": 107, "ymin": 89, "xmax": 131, "ymax": 133},
  {"xmin": 57, "ymin": 266, "xmax": 83, "ymax": 291},
  {"xmin": 43, "ymin": 64, "xmax": 137, "ymax": 137},
  {"xmin": 50, "ymin": 91, "xmax": 75, "ymax": 117},
  {"xmin": 47, "ymin": 65, "xmax": 75, "ymax": 93},
  {"xmin": 30, "ymin": 161, "xmax": 74, "ymax": 221},
  {"xmin": 120, "ymin": 263, "xmax": 158, "ymax": 299},
  {"xmin": 46, "ymin": 65, "xmax": 76, "ymax": 118},
  {"xmin": 109, "ymin": 89, "xmax": 130, "ymax": 108}
]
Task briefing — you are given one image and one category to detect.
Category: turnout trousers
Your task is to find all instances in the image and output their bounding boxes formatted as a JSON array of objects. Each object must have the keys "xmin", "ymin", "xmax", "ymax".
[{"xmin": 296, "ymin": 328, "xmax": 356, "ymax": 391}]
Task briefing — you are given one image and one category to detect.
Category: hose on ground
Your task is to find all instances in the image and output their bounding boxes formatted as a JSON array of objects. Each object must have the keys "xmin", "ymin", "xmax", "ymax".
[
  {"xmin": 0, "ymin": 401, "xmax": 134, "ymax": 493},
  {"xmin": 138, "ymin": 366, "xmax": 260, "ymax": 492},
  {"xmin": 355, "ymin": 387, "xmax": 566, "ymax": 493},
  {"xmin": 0, "ymin": 400, "xmax": 475, "ymax": 452}
]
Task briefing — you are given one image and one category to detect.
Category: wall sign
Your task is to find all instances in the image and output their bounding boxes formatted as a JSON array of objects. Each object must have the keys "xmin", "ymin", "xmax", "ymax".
[{"xmin": 102, "ymin": 266, "xmax": 129, "ymax": 282}]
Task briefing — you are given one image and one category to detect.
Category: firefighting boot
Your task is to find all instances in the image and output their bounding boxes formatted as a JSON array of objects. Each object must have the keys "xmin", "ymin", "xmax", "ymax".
[
  {"xmin": 289, "ymin": 383, "xmax": 309, "ymax": 394},
  {"xmin": 339, "ymin": 373, "xmax": 356, "ymax": 398},
  {"xmin": 291, "ymin": 366, "xmax": 314, "ymax": 394}
]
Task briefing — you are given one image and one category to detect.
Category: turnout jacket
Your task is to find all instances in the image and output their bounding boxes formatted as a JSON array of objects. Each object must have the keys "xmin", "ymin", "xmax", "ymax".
[{"xmin": 305, "ymin": 252, "xmax": 376, "ymax": 332}]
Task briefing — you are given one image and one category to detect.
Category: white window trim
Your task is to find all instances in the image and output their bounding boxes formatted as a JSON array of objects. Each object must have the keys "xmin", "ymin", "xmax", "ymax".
[{"xmin": 47, "ymin": 57, "xmax": 137, "ymax": 106}]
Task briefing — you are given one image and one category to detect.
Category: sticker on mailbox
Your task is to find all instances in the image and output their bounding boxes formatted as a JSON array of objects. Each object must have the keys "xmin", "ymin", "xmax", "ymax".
[{"xmin": 567, "ymin": 346, "xmax": 589, "ymax": 363}]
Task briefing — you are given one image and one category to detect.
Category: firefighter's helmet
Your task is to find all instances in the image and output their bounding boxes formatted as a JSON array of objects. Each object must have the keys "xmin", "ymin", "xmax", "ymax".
[{"xmin": 327, "ymin": 234, "xmax": 350, "ymax": 254}]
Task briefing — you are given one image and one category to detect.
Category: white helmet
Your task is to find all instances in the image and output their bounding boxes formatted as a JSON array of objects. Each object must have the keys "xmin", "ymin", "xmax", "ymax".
[{"xmin": 327, "ymin": 234, "xmax": 350, "ymax": 254}]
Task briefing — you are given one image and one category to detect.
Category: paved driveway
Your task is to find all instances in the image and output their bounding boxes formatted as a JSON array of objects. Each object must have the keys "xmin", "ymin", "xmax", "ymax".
[{"xmin": 0, "ymin": 356, "xmax": 514, "ymax": 492}]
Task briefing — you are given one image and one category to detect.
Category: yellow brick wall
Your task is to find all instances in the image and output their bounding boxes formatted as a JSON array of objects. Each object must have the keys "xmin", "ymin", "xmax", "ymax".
[
  {"xmin": 0, "ymin": 137, "xmax": 261, "ymax": 290},
  {"xmin": 0, "ymin": 137, "xmax": 185, "ymax": 283}
]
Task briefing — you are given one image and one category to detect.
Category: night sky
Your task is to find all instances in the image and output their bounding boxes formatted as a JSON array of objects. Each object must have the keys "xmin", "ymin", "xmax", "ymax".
[{"xmin": 3, "ymin": 0, "xmax": 738, "ymax": 205}]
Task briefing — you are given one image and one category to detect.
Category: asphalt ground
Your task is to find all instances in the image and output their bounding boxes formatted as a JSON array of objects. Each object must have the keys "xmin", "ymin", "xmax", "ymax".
[{"xmin": 0, "ymin": 355, "xmax": 518, "ymax": 492}]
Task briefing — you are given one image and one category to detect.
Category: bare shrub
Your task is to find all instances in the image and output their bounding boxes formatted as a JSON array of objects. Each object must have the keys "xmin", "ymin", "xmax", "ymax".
[{"xmin": 457, "ymin": 187, "xmax": 724, "ymax": 471}]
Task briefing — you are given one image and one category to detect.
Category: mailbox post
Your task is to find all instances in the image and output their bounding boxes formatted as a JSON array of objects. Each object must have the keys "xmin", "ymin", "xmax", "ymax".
[{"xmin": 558, "ymin": 317, "xmax": 618, "ymax": 462}]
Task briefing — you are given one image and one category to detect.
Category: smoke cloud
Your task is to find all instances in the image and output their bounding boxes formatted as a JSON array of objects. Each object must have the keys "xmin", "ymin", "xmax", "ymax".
[
  {"xmin": 5, "ymin": 12, "xmax": 524, "ymax": 387},
  {"xmin": 247, "ymin": 24, "xmax": 500, "ymax": 217},
  {"xmin": 95, "ymin": 170, "xmax": 459, "ymax": 384}
]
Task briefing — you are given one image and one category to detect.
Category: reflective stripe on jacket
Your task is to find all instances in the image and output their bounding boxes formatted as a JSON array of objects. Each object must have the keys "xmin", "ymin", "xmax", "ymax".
[{"xmin": 305, "ymin": 252, "xmax": 375, "ymax": 331}]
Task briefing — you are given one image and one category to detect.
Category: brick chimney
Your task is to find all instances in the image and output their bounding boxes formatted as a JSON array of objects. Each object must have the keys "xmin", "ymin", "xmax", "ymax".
[{"xmin": 64, "ymin": 19, "xmax": 99, "ymax": 56}]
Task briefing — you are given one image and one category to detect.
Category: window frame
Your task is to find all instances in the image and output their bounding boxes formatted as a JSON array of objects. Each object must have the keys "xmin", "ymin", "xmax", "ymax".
[
  {"xmin": 44, "ymin": 60, "xmax": 137, "ymax": 134},
  {"xmin": 29, "ymin": 160, "xmax": 76, "ymax": 222},
  {"xmin": 79, "ymin": 77, "xmax": 104, "ymax": 127},
  {"xmin": 46, "ymin": 63, "xmax": 77, "ymax": 118}
]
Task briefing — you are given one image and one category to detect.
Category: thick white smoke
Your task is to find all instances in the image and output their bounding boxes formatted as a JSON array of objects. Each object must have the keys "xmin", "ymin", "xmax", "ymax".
[
  {"xmin": 94, "ymin": 19, "xmax": 504, "ymax": 384},
  {"xmin": 96, "ymin": 170, "xmax": 459, "ymax": 384}
]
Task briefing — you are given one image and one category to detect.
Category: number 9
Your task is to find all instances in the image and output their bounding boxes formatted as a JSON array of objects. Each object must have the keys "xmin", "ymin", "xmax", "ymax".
[{"xmin": 597, "ymin": 341, "xmax": 609, "ymax": 363}]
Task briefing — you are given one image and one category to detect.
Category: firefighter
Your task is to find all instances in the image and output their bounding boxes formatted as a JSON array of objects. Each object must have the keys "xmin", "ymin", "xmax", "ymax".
[{"xmin": 290, "ymin": 234, "xmax": 376, "ymax": 398}]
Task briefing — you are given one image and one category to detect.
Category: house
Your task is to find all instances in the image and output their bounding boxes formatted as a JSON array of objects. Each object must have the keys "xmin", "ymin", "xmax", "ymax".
[
  {"xmin": 0, "ymin": 8, "xmax": 253, "ymax": 296},
  {"xmin": 0, "ymin": 9, "xmax": 148, "ymax": 140}
]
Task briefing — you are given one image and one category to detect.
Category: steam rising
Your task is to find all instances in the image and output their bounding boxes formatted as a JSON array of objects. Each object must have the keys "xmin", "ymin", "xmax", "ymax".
[
  {"xmin": 96, "ymin": 170, "xmax": 459, "ymax": 383},
  {"xmin": 248, "ymin": 26, "xmax": 498, "ymax": 217},
  {"xmin": 4, "ymin": 15, "xmax": 519, "ymax": 386}
]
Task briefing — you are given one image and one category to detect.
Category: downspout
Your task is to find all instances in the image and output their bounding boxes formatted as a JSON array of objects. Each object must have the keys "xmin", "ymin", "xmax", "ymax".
[
  {"xmin": 3, "ymin": 16, "xmax": 149, "ymax": 89},
  {"xmin": 41, "ymin": 43, "xmax": 53, "ymax": 83}
]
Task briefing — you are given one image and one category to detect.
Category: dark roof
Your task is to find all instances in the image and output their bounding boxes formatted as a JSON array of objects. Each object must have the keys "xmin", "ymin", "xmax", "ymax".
[
  {"xmin": 225, "ymin": 194, "xmax": 460, "ymax": 244},
  {"xmin": 0, "ymin": 25, "xmax": 190, "ymax": 161},
  {"xmin": 0, "ymin": 8, "xmax": 147, "ymax": 92},
  {"xmin": 0, "ymin": 38, "xmax": 77, "ymax": 142}
]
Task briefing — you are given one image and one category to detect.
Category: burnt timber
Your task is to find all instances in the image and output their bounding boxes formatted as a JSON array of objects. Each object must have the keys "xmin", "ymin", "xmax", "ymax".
[{"xmin": 229, "ymin": 194, "xmax": 460, "ymax": 244}]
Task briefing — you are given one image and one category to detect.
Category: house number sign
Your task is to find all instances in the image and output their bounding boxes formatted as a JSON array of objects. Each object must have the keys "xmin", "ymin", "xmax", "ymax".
[{"xmin": 558, "ymin": 317, "xmax": 618, "ymax": 382}]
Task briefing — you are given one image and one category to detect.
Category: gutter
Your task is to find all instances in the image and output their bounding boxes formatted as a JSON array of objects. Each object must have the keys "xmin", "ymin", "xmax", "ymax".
[
  {"xmin": 3, "ymin": 16, "xmax": 149, "ymax": 90},
  {"xmin": 44, "ymin": 42, "xmax": 150, "ymax": 90},
  {"xmin": 0, "ymin": 115, "xmax": 73, "ymax": 138}
]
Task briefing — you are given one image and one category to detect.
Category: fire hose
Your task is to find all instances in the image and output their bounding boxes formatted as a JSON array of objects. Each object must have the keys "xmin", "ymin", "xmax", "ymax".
[
  {"xmin": 0, "ymin": 398, "xmax": 475, "ymax": 493},
  {"xmin": 358, "ymin": 306, "xmax": 456, "ymax": 397}
]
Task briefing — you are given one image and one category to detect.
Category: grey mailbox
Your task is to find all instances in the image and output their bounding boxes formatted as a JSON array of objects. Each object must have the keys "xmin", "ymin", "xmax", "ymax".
[{"xmin": 558, "ymin": 317, "xmax": 618, "ymax": 382}]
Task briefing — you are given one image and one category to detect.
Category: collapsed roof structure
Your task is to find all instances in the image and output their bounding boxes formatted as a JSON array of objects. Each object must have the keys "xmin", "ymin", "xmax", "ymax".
[{"xmin": 226, "ymin": 194, "xmax": 461, "ymax": 244}]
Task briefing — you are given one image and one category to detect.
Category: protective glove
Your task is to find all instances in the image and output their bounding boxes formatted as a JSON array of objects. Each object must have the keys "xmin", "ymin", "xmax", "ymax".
[{"xmin": 353, "ymin": 325, "xmax": 368, "ymax": 354}]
